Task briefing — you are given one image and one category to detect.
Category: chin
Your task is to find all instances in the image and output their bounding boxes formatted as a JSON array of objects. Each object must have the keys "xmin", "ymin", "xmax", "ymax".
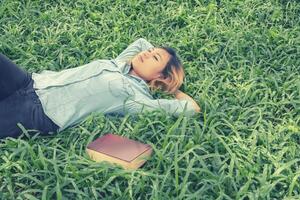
[{"xmin": 132, "ymin": 56, "xmax": 141, "ymax": 66}]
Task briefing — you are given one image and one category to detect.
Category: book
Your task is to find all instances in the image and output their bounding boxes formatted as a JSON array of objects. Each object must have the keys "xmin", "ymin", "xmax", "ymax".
[{"xmin": 86, "ymin": 133, "xmax": 153, "ymax": 170}]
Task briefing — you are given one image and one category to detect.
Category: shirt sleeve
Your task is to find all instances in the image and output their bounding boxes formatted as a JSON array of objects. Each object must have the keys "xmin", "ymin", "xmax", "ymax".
[
  {"xmin": 123, "ymin": 96, "xmax": 197, "ymax": 117},
  {"xmin": 115, "ymin": 38, "xmax": 154, "ymax": 63}
]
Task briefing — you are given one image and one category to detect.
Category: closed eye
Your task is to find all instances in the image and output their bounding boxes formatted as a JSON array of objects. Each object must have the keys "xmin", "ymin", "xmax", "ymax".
[{"xmin": 148, "ymin": 48, "xmax": 159, "ymax": 61}]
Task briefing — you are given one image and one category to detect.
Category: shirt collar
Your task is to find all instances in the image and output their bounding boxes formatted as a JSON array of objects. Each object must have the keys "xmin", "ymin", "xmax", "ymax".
[{"xmin": 123, "ymin": 62, "xmax": 152, "ymax": 95}]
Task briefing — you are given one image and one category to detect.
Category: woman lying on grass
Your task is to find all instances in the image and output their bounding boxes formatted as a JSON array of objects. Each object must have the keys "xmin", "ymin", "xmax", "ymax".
[{"xmin": 0, "ymin": 38, "xmax": 200, "ymax": 139}]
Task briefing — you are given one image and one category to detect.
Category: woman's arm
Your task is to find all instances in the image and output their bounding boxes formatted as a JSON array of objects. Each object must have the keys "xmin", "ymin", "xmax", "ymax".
[
  {"xmin": 115, "ymin": 38, "xmax": 154, "ymax": 62},
  {"xmin": 174, "ymin": 90, "xmax": 201, "ymax": 113}
]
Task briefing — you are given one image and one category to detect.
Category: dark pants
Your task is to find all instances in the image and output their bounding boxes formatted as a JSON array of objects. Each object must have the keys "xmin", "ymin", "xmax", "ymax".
[{"xmin": 0, "ymin": 53, "xmax": 60, "ymax": 139}]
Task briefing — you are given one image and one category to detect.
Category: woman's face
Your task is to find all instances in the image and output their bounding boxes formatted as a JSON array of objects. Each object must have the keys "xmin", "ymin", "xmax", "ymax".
[{"xmin": 130, "ymin": 47, "xmax": 171, "ymax": 81}]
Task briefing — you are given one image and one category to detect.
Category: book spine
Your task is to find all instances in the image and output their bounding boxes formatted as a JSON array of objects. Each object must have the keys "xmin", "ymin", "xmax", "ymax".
[{"xmin": 86, "ymin": 149, "xmax": 132, "ymax": 169}]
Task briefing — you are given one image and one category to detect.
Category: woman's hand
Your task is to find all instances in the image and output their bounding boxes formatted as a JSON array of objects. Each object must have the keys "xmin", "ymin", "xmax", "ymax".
[{"xmin": 174, "ymin": 90, "xmax": 201, "ymax": 113}]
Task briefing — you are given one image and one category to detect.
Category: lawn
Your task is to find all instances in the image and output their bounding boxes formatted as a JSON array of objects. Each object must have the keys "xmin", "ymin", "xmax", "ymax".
[{"xmin": 0, "ymin": 0, "xmax": 300, "ymax": 199}]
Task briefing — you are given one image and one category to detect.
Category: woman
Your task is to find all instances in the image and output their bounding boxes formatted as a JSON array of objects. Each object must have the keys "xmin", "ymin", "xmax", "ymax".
[{"xmin": 0, "ymin": 38, "xmax": 200, "ymax": 139}]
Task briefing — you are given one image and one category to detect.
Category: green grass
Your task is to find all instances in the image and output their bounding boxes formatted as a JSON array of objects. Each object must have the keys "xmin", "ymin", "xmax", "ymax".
[{"xmin": 0, "ymin": 0, "xmax": 300, "ymax": 199}]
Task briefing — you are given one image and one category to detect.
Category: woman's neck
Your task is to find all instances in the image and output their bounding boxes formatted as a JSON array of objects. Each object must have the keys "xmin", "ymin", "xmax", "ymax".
[{"xmin": 129, "ymin": 63, "xmax": 139, "ymax": 77}]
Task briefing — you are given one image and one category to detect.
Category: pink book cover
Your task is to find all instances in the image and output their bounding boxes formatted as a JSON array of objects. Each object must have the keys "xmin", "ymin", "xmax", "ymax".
[{"xmin": 87, "ymin": 133, "xmax": 152, "ymax": 162}]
